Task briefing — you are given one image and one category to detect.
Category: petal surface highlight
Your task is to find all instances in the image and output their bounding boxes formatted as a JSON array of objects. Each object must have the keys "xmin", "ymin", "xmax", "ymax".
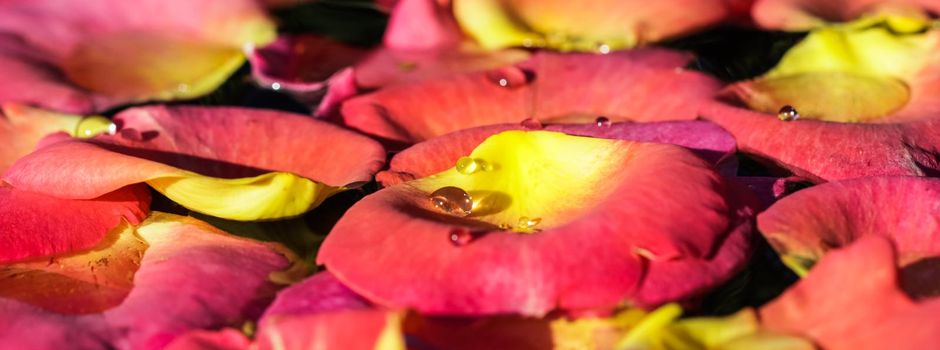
[{"xmin": 319, "ymin": 130, "xmax": 756, "ymax": 315}]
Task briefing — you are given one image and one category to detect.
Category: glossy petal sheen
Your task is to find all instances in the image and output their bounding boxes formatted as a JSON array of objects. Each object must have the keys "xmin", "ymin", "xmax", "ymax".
[
  {"xmin": 343, "ymin": 50, "xmax": 721, "ymax": 144},
  {"xmin": 0, "ymin": 104, "xmax": 84, "ymax": 172},
  {"xmin": 753, "ymin": 0, "xmax": 940, "ymax": 30},
  {"xmin": 376, "ymin": 121, "xmax": 737, "ymax": 186},
  {"xmin": 453, "ymin": 0, "xmax": 729, "ymax": 51},
  {"xmin": 758, "ymin": 176, "xmax": 940, "ymax": 297},
  {"xmin": 759, "ymin": 235, "xmax": 940, "ymax": 350},
  {"xmin": 3, "ymin": 106, "xmax": 386, "ymax": 220},
  {"xmin": 0, "ymin": 184, "xmax": 150, "ymax": 264},
  {"xmin": 319, "ymin": 131, "xmax": 756, "ymax": 315},
  {"xmin": 0, "ymin": 0, "xmax": 275, "ymax": 113},
  {"xmin": 0, "ymin": 212, "xmax": 292, "ymax": 350}
]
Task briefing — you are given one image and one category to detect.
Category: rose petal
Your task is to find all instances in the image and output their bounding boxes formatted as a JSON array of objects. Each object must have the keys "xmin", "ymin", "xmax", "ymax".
[
  {"xmin": 377, "ymin": 121, "xmax": 737, "ymax": 186},
  {"xmin": 700, "ymin": 101, "xmax": 940, "ymax": 181},
  {"xmin": 758, "ymin": 176, "xmax": 940, "ymax": 296},
  {"xmin": 384, "ymin": 0, "xmax": 462, "ymax": 50},
  {"xmin": 319, "ymin": 131, "xmax": 755, "ymax": 315},
  {"xmin": 249, "ymin": 34, "xmax": 371, "ymax": 94},
  {"xmin": 452, "ymin": 0, "xmax": 730, "ymax": 51},
  {"xmin": 0, "ymin": 184, "xmax": 150, "ymax": 264},
  {"xmin": 0, "ymin": 104, "xmax": 86, "ymax": 173},
  {"xmin": 343, "ymin": 50, "xmax": 721, "ymax": 144},
  {"xmin": 0, "ymin": 212, "xmax": 293, "ymax": 349},
  {"xmin": 759, "ymin": 235, "xmax": 940, "ymax": 349},
  {"xmin": 164, "ymin": 329, "xmax": 251, "ymax": 350},
  {"xmin": 753, "ymin": 0, "xmax": 940, "ymax": 30},
  {"xmin": 3, "ymin": 106, "xmax": 385, "ymax": 220},
  {"xmin": 0, "ymin": 0, "xmax": 275, "ymax": 113}
]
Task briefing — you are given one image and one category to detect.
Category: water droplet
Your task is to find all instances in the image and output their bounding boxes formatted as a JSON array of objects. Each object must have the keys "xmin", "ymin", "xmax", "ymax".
[
  {"xmin": 455, "ymin": 157, "xmax": 490, "ymax": 175},
  {"xmin": 271, "ymin": 82, "xmax": 281, "ymax": 91},
  {"xmin": 74, "ymin": 115, "xmax": 114, "ymax": 139},
  {"xmin": 596, "ymin": 43, "xmax": 611, "ymax": 54},
  {"xmin": 595, "ymin": 116, "xmax": 611, "ymax": 127},
  {"xmin": 486, "ymin": 67, "xmax": 534, "ymax": 89},
  {"xmin": 516, "ymin": 216, "xmax": 541, "ymax": 231},
  {"xmin": 449, "ymin": 227, "xmax": 474, "ymax": 246},
  {"xmin": 176, "ymin": 83, "xmax": 190, "ymax": 93},
  {"xmin": 778, "ymin": 105, "xmax": 800, "ymax": 121},
  {"xmin": 429, "ymin": 186, "xmax": 473, "ymax": 217},
  {"xmin": 520, "ymin": 118, "xmax": 543, "ymax": 130},
  {"xmin": 498, "ymin": 223, "xmax": 512, "ymax": 230}
]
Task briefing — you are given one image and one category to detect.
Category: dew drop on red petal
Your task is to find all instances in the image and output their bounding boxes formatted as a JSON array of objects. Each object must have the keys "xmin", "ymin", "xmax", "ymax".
[
  {"xmin": 778, "ymin": 105, "xmax": 800, "ymax": 121},
  {"xmin": 449, "ymin": 227, "xmax": 474, "ymax": 246},
  {"xmin": 520, "ymin": 118, "xmax": 543, "ymax": 130},
  {"xmin": 486, "ymin": 66, "xmax": 535, "ymax": 88},
  {"xmin": 595, "ymin": 116, "xmax": 611, "ymax": 127}
]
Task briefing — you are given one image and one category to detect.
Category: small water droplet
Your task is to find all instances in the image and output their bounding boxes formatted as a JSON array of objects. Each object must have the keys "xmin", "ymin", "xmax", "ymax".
[
  {"xmin": 516, "ymin": 216, "xmax": 541, "ymax": 231},
  {"xmin": 486, "ymin": 67, "xmax": 534, "ymax": 89},
  {"xmin": 74, "ymin": 115, "xmax": 113, "ymax": 139},
  {"xmin": 271, "ymin": 82, "xmax": 281, "ymax": 91},
  {"xmin": 498, "ymin": 223, "xmax": 512, "ymax": 230},
  {"xmin": 176, "ymin": 83, "xmax": 190, "ymax": 93},
  {"xmin": 596, "ymin": 43, "xmax": 611, "ymax": 54},
  {"xmin": 449, "ymin": 227, "xmax": 474, "ymax": 246},
  {"xmin": 520, "ymin": 118, "xmax": 543, "ymax": 130},
  {"xmin": 429, "ymin": 186, "xmax": 473, "ymax": 217},
  {"xmin": 595, "ymin": 116, "xmax": 611, "ymax": 127},
  {"xmin": 455, "ymin": 157, "xmax": 490, "ymax": 175},
  {"xmin": 522, "ymin": 38, "xmax": 535, "ymax": 48},
  {"xmin": 778, "ymin": 105, "xmax": 800, "ymax": 121}
]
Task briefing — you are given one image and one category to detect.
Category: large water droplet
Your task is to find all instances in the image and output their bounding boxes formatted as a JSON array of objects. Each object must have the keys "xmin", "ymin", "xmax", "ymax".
[
  {"xmin": 486, "ymin": 66, "xmax": 534, "ymax": 89},
  {"xmin": 595, "ymin": 116, "xmax": 611, "ymax": 128},
  {"xmin": 456, "ymin": 156, "xmax": 490, "ymax": 175},
  {"xmin": 520, "ymin": 118, "xmax": 543, "ymax": 130},
  {"xmin": 449, "ymin": 227, "xmax": 474, "ymax": 246},
  {"xmin": 778, "ymin": 105, "xmax": 800, "ymax": 121},
  {"xmin": 74, "ymin": 115, "xmax": 114, "ymax": 139},
  {"xmin": 429, "ymin": 186, "xmax": 473, "ymax": 217}
]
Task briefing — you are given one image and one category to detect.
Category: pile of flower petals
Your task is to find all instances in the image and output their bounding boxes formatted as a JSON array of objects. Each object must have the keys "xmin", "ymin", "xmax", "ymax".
[{"xmin": 5, "ymin": 0, "xmax": 940, "ymax": 349}]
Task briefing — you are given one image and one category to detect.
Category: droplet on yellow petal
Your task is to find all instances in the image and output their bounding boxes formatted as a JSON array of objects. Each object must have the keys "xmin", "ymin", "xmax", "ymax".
[
  {"xmin": 410, "ymin": 131, "xmax": 633, "ymax": 233},
  {"xmin": 62, "ymin": 32, "xmax": 246, "ymax": 103},
  {"xmin": 73, "ymin": 115, "xmax": 114, "ymax": 139},
  {"xmin": 147, "ymin": 171, "xmax": 339, "ymax": 221},
  {"xmin": 0, "ymin": 222, "xmax": 146, "ymax": 314},
  {"xmin": 732, "ymin": 72, "xmax": 910, "ymax": 122}
]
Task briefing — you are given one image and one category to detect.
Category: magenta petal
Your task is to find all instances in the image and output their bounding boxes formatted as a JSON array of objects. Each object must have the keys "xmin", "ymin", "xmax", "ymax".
[
  {"xmin": 164, "ymin": 329, "xmax": 250, "ymax": 350},
  {"xmin": 249, "ymin": 34, "xmax": 370, "ymax": 93},
  {"xmin": 384, "ymin": 0, "xmax": 462, "ymax": 50},
  {"xmin": 0, "ymin": 35, "xmax": 99, "ymax": 114},
  {"xmin": 343, "ymin": 50, "xmax": 721, "ymax": 144},
  {"xmin": 260, "ymin": 271, "xmax": 371, "ymax": 322},
  {"xmin": 0, "ymin": 184, "xmax": 150, "ymax": 263},
  {"xmin": 0, "ymin": 213, "xmax": 292, "ymax": 349}
]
